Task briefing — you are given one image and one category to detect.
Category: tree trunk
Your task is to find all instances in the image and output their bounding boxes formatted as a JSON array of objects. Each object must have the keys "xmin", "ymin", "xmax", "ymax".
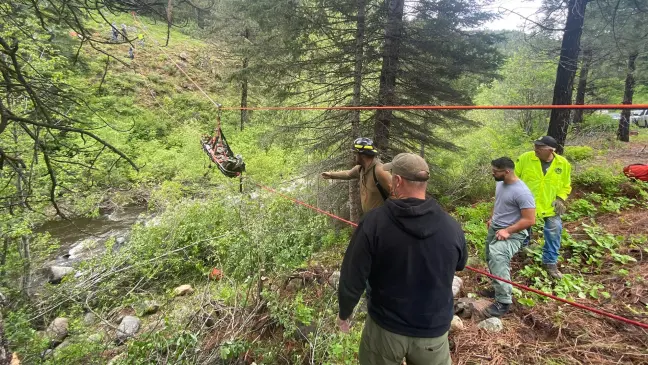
[
  {"xmin": 373, "ymin": 0, "xmax": 405, "ymax": 154},
  {"xmin": 240, "ymin": 58, "xmax": 248, "ymax": 132},
  {"xmin": 0, "ymin": 312, "xmax": 9, "ymax": 365},
  {"xmin": 618, "ymin": 52, "xmax": 638, "ymax": 142},
  {"xmin": 240, "ymin": 28, "xmax": 250, "ymax": 132},
  {"xmin": 0, "ymin": 237, "xmax": 7, "ymax": 282},
  {"xmin": 11, "ymin": 125, "xmax": 31, "ymax": 296},
  {"xmin": 349, "ymin": 0, "xmax": 366, "ymax": 222},
  {"xmin": 572, "ymin": 49, "xmax": 592, "ymax": 128},
  {"xmin": 546, "ymin": 0, "xmax": 588, "ymax": 153},
  {"xmin": 165, "ymin": 0, "xmax": 174, "ymax": 46}
]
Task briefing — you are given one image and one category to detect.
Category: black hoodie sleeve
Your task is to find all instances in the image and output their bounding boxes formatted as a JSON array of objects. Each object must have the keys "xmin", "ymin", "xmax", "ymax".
[
  {"xmin": 338, "ymin": 221, "xmax": 372, "ymax": 320},
  {"xmin": 456, "ymin": 227, "xmax": 468, "ymax": 271}
]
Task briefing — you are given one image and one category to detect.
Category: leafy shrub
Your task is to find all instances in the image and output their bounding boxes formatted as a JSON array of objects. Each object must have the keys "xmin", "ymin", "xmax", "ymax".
[
  {"xmin": 573, "ymin": 166, "xmax": 627, "ymax": 195},
  {"xmin": 579, "ymin": 113, "xmax": 618, "ymax": 133},
  {"xmin": 563, "ymin": 199, "xmax": 597, "ymax": 221},
  {"xmin": 564, "ymin": 146, "xmax": 594, "ymax": 162},
  {"xmin": 454, "ymin": 202, "xmax": 492, "ymax": 255}
]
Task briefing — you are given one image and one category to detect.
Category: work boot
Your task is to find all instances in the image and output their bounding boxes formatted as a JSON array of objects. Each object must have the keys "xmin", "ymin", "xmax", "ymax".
[
  {"xmin": 485, "ymin": 301, "xmax": 510, "ymax": 318},
  {"xmin": 543, "ymin": 263, "xmax": 563, "ymax": 279}
]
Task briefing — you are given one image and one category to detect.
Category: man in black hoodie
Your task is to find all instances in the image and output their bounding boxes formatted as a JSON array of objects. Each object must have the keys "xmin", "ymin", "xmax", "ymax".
[{"xmin": 337, "ymin": 153, "xmax": 468, "ymax": 365}]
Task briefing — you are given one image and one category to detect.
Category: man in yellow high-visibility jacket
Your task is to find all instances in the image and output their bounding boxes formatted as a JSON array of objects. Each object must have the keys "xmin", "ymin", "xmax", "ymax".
[{"xmin": 515, "ymin": 136, "xmax": 572, "ymax": 279}]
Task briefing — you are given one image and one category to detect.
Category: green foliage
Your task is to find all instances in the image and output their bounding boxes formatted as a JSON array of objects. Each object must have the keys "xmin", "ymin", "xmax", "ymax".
[
  {"xmin": 264, "ymin": 290, "xmax": 315, "ymax": 338},
  {"xmin": 453, "ymin": 202, "xmax": 492, "ymax": 255},
  {"xmin": 219, "ymin": 339, "xmax": 249, "ymax": 360},
  {"xmin": 474, "ymin": 48, "xmax": 555, "ymax": 136},
  {"xmin": 562, "ymin": 224, "xmax": 636, "ymax": 271},
  {"xmin": 573, "ymin": 166, "xmax": 627, "ymax": 195},
  {"xmin": 564, "ymin": 146, "xmax": 594, "ymax": 162},
  {"xmin": 563, "ymin": 199, "xmax": 597, "ymax": 221},
  {"xmin": 518, "ymin": 263, "xmax": 609, "ymax": 301},
  {"xmin": 125, "ymin": 330, "xmax": 200, "ymax": 364},
  {"xmin": 578, "ymin": 113, "xmax": 619, "ymax": 133},
  {"xmin": 321, "ymin": 328, "xmax": 362, "ymax": 365},
  {"xmin": 5, "ymin": 310, "xmax": 49, "ymax": 363}
]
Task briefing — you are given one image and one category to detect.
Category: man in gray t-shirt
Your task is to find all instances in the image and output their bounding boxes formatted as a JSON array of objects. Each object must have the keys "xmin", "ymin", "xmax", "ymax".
[{"xmin": 484, "ymin": 157, "xmax": 536, "ymax": 317}]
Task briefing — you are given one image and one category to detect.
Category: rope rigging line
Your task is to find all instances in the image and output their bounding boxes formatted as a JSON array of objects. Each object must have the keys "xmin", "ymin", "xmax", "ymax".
[{"xmin": 220, "ymin": 104, "xmax": 648, "ymax": 111}]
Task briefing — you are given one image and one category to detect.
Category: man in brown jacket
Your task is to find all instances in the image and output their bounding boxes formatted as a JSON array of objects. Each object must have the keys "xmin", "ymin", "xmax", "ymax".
[{"xmin": 322, "ymin": 137, "xmax": 392, "ymax": 214}]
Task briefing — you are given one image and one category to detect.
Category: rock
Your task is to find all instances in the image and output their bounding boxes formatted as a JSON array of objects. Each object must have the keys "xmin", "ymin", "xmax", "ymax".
[
  {"xmin": 450, "ymin": 315, "xmax": 464, "ymax": 333},
  {"xmin": 452, "ymin": 276, "xmax": 463, "ymax": 298},
  {"xmin": 68, "ymin": 238, "xmax": 99, "ymax": 259},
  {"xmin": 477, "ymin": 317, "xmax": 503, "ymax": 333},
  {"xmin": 88, "ymin": 333, "xmax": 104, "ymax": 343},
  {"xmin": 455, "ymin": 298, "xmax": 492, "ymax": 319},
  {"xmin": 173, "ymin": 285, "xmax": 194, "ymax": 297},
  {"xmin": 56, "ymin": 339, "xmax": 71, "ymax": 351},
  {"xmin": 328, "ymin": 271, "xmax": 340, "ymax": 289},
  {"xmin": 285, "ymin": 278, "xmax": 303, "ymax": 292},
  {"xmin": 141, "ymin": 301, "xmax": 160, "ymax": 316},
  {"xmin": 116, "ymin": 236, "xmax": 127, "ymax": 245},
  {"xmin": 84, "ymin": 312, "xmax": 97, "ymax": 326},
  {"xmin": 48, "ymin": 266, "xmax": 74, "ymax": 284},
  {"xmin": 116, "ymin": 316, "xmax": 140, "ymax": 344},
  {"xmin": 179, "ymin": 52, "xmax": 188, "ymax": 61},
  {"xmin": 455, "ymin": 298, "xmax": 492, "ymax": 320},
  {"xmin": 11, "ymin": 353, "xmax": 20, "ymax": 365},
  {"xmin": 469, "ymin": 299, "xmax": 493, "ymax": 319},
  {"xmin": 455, "ymin": 298, "xmax": 473, "ymax": 319},
  {"xmin": 46, "ymin": 317, "xmax": 69, "ymax": 344}
]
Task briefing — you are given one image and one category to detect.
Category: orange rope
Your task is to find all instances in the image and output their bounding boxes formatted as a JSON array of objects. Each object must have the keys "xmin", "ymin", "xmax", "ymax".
[{"xmin": 221, "ymin": 104, "xmax": 648, "ymax": 111}]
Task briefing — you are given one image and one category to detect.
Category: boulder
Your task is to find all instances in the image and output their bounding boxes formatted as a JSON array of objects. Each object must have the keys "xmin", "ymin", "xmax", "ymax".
[
  {"xmin": 48, "ymin": 266, "xmax": 74, "ymax": 284},
  {"xmin": 88, "ymin": 333, "xmax": 104, "ymax": 343},
  {"xmin": 173, "ymin": 285, "xmax": 194, "ymax": 297},
  {"xmin": 450, "ymin": 315, "xmax": 464, "ymax": 333},
  {"xmin": 46, "ymin": 317, "xmax": 69, "ymax": 344},
  {"xmin": 84, "ymin": 312, "xmax": 97, "ymax": 326},
  {"xmin": 455, "ymin": 298, "xmax": 492, "ymax": 320},
  {"xmin": 452, "ymin": 276, "xmax": 463, "ymax": 298},
  {"xmin": 285, "ymin": 278, "xmax": 303, "ymax": 292},
  {"xmin": 116, "ymin": 316, "xmax": 140, "ymax": 344},
  {"xmin": 477, "ymin": 317, "xmax": 503, "ymax": 333},
  {"xmin": 328, "ymin": 271, "xmax": 341, "ymax": 289},
  {"xmin": 68, "ymin": 238, "xmax": 99, "ymax": 259},
  {"xmin": 141, "ymin": 301, "xmax": 160, "ymax": 316}
]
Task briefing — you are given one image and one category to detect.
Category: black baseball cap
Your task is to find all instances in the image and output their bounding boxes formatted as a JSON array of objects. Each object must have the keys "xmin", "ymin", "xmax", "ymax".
[{"xmin": 534, "ymin": 136, "xmax": 559, "ymax": 149}]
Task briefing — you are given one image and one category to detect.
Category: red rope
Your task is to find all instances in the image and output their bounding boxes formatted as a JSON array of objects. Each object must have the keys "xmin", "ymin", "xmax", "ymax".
[
  {"xmin": 221, "ymin": 104, "xmax": 648, "ymax": 111},
  {"xmin": 254, "ymin": 181, "xmax": 648, "ymax": 330},
  {"xmin": 255, "ymin": 184, "xmax": 358, "ymax": 227}
]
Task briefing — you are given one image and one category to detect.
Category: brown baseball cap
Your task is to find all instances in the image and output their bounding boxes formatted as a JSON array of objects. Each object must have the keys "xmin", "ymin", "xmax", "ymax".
[{"xmin": 383, "ymin": 153, "xmax": 430, "ymax": 181}]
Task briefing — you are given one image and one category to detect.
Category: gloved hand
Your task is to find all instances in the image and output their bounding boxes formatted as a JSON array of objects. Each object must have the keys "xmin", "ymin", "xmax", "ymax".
[{"xmin": 552, "ymin": 198, "xmax": 567, "ymax": 216}]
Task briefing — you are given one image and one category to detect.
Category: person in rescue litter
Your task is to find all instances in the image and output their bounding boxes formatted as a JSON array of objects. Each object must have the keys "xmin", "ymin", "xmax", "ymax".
[
  {"xmin": 321, "ymin": 137, "xmax": 392, "ymax": 214},
  {"xmin": 515, "ymin": 136, "xmax": 572, "ymax": 279},
  {"xmin": 337, "ymin": 153, "xmax": 468, "ymax": 365},
  {"xmin": 484, "ymin": 157, "xmax": 536, "ymax": 317}
]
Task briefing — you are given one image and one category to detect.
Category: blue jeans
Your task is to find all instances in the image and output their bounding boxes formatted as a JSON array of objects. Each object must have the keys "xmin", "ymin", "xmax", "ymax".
[{"xmin": 542, "ymin": 215, "xmax": 562, "ymax": 264}]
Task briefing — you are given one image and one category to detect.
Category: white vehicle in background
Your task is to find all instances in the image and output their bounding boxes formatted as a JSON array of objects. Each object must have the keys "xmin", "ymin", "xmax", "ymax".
[{"xmin": 631, "ymin": 109, "xmax": 648, "ymax": 128}]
